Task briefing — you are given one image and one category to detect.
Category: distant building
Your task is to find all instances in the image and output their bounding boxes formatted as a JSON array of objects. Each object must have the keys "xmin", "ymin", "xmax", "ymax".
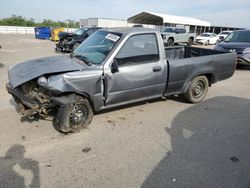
[
  {"xmin": 128, "ymin": 12, "xmax": 243, "ymax": 34},
  {"xmin": 80, "ymin": 18, "xmax": 155, "ymax": 28},
  {"xmin": 80, "ymin": 12, "xmax": 243, "ymax": 34},
  {"xmin": 128, "ymin": 11, "xmax": 210, "ymax": 33}
]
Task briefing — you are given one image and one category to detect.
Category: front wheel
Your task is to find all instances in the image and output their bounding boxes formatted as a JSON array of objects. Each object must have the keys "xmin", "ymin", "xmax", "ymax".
[
  {"xmin": 187, "ymin": 38, "xmax": 193, "ymax": 46},
  {"xmin": 73, "ymin": 42, "xmax": 81, "ymax": 51},
  {"xmin": 184, "ymin": 76, "xmax": 209, "ymax": 103},
  {"xmin": 53, "ymin": 96, "xmax": 93, "ymax": 133}
]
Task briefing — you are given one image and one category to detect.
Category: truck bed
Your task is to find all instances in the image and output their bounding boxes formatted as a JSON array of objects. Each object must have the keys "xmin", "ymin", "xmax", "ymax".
[{"xmin": 164, "ymin": 46, "xmax": 236, "ymax": 95}]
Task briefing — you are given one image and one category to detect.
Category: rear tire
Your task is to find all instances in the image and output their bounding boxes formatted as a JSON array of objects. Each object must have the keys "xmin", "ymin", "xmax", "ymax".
[
  {"xmin": 184, "ymin": 76, "xmax": 209, "ymax": 103},
  {"xmin": 187, "ymin": 38, "xmax": 193, "ymax": 46},
  {"xmin": 53, "ymin": 96, "xmax": 93, "ymax": 133},
  {"xmin": 167, "ymin": 38, "xmax": 174, "ymax": 46}
]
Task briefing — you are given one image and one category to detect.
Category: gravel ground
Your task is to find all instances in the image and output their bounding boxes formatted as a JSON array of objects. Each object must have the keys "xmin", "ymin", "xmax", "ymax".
[{"xmin": 0, "ymin": 34, "xmax": 250, "ymax": 188}]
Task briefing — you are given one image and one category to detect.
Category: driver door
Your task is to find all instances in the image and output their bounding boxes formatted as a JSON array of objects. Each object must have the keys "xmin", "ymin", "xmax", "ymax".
[{"xmin": 104, "ymin": 33, "xmax": 166, "ymax": 107}]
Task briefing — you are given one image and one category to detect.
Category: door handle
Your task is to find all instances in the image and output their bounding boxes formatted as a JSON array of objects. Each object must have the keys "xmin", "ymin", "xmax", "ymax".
[{"xmin": 153, "ymin": 66, "xmax": 161, "ymax": 72}]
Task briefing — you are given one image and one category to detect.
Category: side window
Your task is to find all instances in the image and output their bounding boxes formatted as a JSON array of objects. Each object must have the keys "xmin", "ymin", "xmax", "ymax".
[
  {"xmin": 180, "ymin": 29, "xmax": 186, "ymax": 33},
  {"xmin": 88, "ymin": 29, "xmax": 96, "ymax": 35},
  {"xmin": 85, "ymin": 30, "xmax": 93, "ymax": 37},
  {"xmin": 115, "ymin": 34, "xmax": 159, "ymax": 65}
]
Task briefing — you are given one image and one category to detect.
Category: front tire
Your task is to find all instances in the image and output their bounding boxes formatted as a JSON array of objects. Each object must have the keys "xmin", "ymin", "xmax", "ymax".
[
  {"xmin": 53, "ymin": 96, "xmax": 93, "ymax": 133},
  {"xmin": 73, "ymin": 42, "xmax": 81, "ymax": 51},
  {"xmin": 184, "ymin": 76, "xmax": 209, "ymax": 103}
]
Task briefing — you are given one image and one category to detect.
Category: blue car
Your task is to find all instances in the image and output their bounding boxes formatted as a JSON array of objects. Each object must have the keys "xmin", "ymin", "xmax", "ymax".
[{"xmin": 214, "ymin": 29, "xmax": 250, "ymax": 66}]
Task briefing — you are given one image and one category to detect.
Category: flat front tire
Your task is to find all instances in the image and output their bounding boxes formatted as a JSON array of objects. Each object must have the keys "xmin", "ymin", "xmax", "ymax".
[
  {"xmin": 184, "ymin": 76, "xmax": 209, "ymax": 103},
  {"xmin": 53, "ymin": 96, "xmax": 93, "ymax": 133}
]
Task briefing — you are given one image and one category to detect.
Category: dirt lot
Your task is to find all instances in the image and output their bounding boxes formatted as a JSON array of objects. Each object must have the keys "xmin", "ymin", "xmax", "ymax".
[{"xmin": 0, "ymin": 34, "xmax": 250, "ymax": 188}]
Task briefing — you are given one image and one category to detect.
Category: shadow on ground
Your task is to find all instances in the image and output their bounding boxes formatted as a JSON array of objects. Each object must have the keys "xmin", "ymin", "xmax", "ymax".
[
  {"xmin": 142, "ymin": 96, "xmax": 250, "ymax": 188},
  {"xmin": 0, "ymin": 144, "xmax": 40, "ymax": 188}
]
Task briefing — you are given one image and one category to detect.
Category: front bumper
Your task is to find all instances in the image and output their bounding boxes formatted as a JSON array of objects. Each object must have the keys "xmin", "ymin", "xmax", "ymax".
[{"xmin": 6, "ymin": 83, "xmax": 41, "ymax": 116}]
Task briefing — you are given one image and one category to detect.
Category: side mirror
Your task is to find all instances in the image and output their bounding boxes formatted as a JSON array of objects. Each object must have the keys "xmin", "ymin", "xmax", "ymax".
[{"xmin": 111, "ymin": 59, "xmax": 119, "ymax": 73}]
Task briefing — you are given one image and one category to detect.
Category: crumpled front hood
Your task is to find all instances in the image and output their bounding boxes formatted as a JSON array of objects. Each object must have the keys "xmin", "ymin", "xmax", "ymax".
[{"xmin": 8, "ymin": 56, "xmax": 84, "ymax": 88}]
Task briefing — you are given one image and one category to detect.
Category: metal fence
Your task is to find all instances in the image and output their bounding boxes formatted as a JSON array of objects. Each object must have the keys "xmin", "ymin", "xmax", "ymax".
[{"xmin": 0, "ymin": 26, "xmax": 77, "ymax": 34}]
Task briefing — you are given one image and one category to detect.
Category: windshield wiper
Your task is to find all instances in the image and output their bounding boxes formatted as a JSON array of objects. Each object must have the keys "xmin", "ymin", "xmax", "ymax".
[{"xmin": 73, "ymin": 54, "xmax": 93, "ymax": 66}]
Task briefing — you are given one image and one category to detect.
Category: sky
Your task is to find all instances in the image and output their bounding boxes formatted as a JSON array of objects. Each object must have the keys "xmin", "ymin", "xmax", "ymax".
[{"xmin": 0, "ymin": 0, "xmax": 249, "ymax": 27}]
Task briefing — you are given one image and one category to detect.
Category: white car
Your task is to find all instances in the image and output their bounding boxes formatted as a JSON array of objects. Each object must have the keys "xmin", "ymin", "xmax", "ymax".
[
  {"xmin": 217, "ymin": 31, "xmax": 233, "ymax": 41},
  {"xmin": 196, "ymin": 33, "xmax": 219, "ymax": 45}
]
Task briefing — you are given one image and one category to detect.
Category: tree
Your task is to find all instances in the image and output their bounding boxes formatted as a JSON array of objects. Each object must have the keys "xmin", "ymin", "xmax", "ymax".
[{"xmin": 0, "ymin": 15, "xmax": 79, "ymax": 28}]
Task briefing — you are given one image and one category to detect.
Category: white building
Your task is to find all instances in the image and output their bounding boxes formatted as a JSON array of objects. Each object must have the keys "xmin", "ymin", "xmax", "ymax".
[
  {"xmin": 127, "ymin": 11, "xmax": 211, "ymax": 33},
  {"xmin": 80, "ymin": 12, "xmax": 242, "ymax": 34},
  {"xmin": 80, "ymin": 18, "xmax": 155, "ymax": 28}
]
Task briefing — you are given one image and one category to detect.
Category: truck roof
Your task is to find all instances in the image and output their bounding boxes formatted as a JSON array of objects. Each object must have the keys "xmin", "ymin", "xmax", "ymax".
[{"xmin": 100, "ymin": 27, "xmax": 157, "ymax": 35}]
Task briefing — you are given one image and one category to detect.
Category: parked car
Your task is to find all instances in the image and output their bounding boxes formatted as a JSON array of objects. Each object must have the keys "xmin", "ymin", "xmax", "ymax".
[
  {"xmin": 55, "ymin": 27, "xmax": 101, "ymax": 52},
  {"xmin": 217, "ymin": 31, "xmax": 233, "ymax": 42},
  {"xmin": 196, "ymin": 33, "xmax": 219, "ymax": 45},
  {"xmin": 161, "ymin": 27, "xmax": 196, "ymax": 46},
  {"xmin": 6, "ymin": 28, "xmax": 236, "ymax": 133},
  {"xmin": 214, "ymin": 29, "xmax": 250, "ymax": 65}
]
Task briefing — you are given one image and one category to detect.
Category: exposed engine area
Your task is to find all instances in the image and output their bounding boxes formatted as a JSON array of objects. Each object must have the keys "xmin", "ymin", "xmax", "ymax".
[{"xmin": 16, "ymin": 79, "xmax": 55, "ymax": 118}]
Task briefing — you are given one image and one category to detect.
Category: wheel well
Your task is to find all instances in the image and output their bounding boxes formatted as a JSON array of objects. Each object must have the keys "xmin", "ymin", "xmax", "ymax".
[
  {"xmin": 169, "ymin": 37, "xmax": 174, "ymax": 42},
  {"xmin": 200, "ymin": 73, "xmax": 216, "ymax": 86},
  {"xmin": 77, "ymin": 92, "xmax": 95, "ymax": 111},
  {"xmin": 55, "ymin": 92, "xmax": 95, "ymax": 112},
  {"xmin": 189, "ymin": 37, "xmax": 194, "ymax": 40}
]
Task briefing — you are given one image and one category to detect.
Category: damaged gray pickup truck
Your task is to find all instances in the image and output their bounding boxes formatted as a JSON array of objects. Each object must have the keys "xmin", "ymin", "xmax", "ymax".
[{"xmin": 6, "ymin": 28, "xmax": 237, "ymax": 133}]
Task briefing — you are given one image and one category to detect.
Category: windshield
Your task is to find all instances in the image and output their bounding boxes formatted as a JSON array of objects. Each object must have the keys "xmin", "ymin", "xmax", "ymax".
[
  {"xmin": 74, "ymin": 28, "xmax": 87, "ymax": 35},
  {"xmin": 225, "ymin": 31, "xmax": 250, "ymax": 42},
  {"xmin": 200, "ymin": 33, "xmax": 211, "ymax": 37},
  {"xmin": 73, "ymin": 31, "xmax": 122, "ymax": 64}
]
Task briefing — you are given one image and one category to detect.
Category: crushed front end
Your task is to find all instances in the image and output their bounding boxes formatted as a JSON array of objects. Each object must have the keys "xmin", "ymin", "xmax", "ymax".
[{"xmin": 6, "ymin": 80, "xmax": 56, "ymax": 119}]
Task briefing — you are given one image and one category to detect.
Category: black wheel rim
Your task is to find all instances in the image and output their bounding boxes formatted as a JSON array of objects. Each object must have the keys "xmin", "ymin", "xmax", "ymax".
[
  {"xmin": 189, "ymin": 39, "xmax": 193, "ymax": 45},
  {"xmin": 69, "ymin": 103, "xmax": 88, "ymax": 128},
  {"xmin": 168, "ymin": 39, "xmax": 173, "ymax": 46},
  {"xmin": 74, "ymin": 43, "xmax": 79, "ymax": 50},
  {"xmin": 192, "ymin": 80, "xmax": 204, "ymax": 99}
]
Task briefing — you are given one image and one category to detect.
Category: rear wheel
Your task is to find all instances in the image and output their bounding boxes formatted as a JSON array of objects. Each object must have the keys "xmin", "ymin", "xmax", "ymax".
[
  {"xmin": 187, "ymin": 38, "xmax": 193, "ymax": 46},
  {"xmin": 184, "ymin": 76, "xmax": 209, "ymax": 103},
  {"xmin": 167, "ymin": 38, "xmax": 174, "ymax": 46},
  {"xmin": 53, "ymin": 96, "xmax": 93, "ymax": 133}
]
